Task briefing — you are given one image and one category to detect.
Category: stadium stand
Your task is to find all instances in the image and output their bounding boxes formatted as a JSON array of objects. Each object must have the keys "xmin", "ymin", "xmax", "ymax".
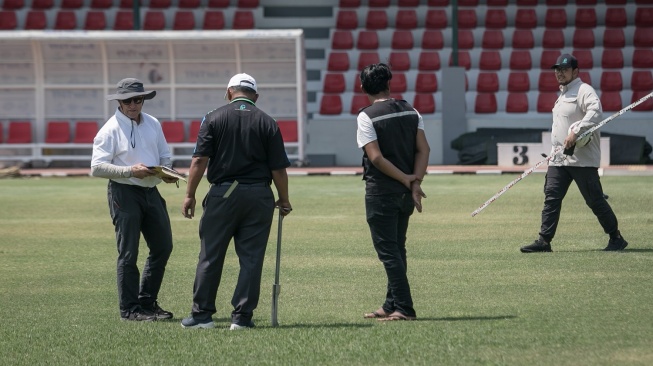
[
  {"xmin": 45, "ymin": 121, "xmax": 71, "ymax": 143},
  {"xmin": 7, "ymin": 121, "xmax": 32, "ymax": 144}
]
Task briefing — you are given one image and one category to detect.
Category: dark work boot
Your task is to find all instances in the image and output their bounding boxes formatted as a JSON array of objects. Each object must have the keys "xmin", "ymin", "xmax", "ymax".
[
  {"xmin": 520, "ymin": 238, "xmax": 552, "ymax": 253},
  {"xmin": 604, "ymin": 234, "xmax": 628, "ymax": 251}
]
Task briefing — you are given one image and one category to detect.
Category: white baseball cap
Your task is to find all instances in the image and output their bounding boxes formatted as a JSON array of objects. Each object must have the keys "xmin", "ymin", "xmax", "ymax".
[{"xmin": 224, "ymin": 73, "xmax": 257, "ymax": 99}]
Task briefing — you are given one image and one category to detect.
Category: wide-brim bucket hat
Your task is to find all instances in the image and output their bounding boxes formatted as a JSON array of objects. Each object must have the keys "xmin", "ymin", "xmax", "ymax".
[{"xmin": 106, "ymin": 78, "xmax": 157, "ymax": 101}]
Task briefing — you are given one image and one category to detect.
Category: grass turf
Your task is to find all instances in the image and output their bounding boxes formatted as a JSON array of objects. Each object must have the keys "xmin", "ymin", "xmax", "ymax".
[{"xmin": 0, "ymin": 174, "xmax": 652, "ymax": 365}]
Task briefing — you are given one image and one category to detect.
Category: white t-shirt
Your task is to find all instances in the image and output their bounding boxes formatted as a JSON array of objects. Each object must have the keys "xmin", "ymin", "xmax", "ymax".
[{"xmin": 357, "ymin": 108, "xmax": 425, "ymax": 148}]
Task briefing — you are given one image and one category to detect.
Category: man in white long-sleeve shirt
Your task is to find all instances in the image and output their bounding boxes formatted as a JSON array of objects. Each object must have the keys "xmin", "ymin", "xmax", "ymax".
[
  {"xmin": 91, "ymin": 78, "xmax": 177, "ymax": 321},
  {"xmin": 521, "ymin": 54, "xmax": 628, "ymax": 253}
]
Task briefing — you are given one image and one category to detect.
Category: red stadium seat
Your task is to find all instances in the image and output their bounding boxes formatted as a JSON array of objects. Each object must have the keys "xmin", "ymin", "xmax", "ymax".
[
  {"xmin": 475, "ymin": 93, "xmax": 497, "ymax": 113},
  {"xmin": 448, "ymin": 51, "xmax": 471, "ymax": 70},
  {"xmin": 203, "ymin": 11, "xmax": 224, "ymax": 29},
  {"xmin": 542, "ymin": 29, "xmax": 564, "ymax": 49},
  {"xmin": 232, "ymin": 11, "xmax": 254, "ymax": 29},
  {"xmin": 119, "ymin": 0, "xmax": 132, "ymax": 8},
  {"xmin": 143, "ymin": 11, "xmax": 166, "ymax": 30},
  {"xmin": 632, "ymin": 91, "xmax": 653, "ymax": 112},
  {"xmin": 323, "ymin": 73, "xmax": 346, "ymax": 93},
  {"xmin": 485, "ymin": 9, "xmax": 506, "ymax": 29},
  {"xmin": 54, "ymin": 10, "xmax": 76, "ymax": 30},
  {"xmin": 509, "ymin": 50, "xmax": 532, "ymax": 70},
  {"xmin": 515, "ymin": 8, "xmax": 537, "ymax": 29},
  {"xmin": 573, "ymin": 50, "xmax": 593, "ymax": 69},
  {"xmin": 179, "ymin": 0, "xmax": 200, "ymax": 8},
  {"xmin": 506, "ymin": 93, "xmax": 529, "ymax": 113},
  {"xmin": 600, "ymin": 71, "xmax": 622, "ymax": 91},
  {"xmin": 173, "ymin": 11, "xmax": 195, "ymax": 30},
  {"xmin": 73, "ymin": 121, "xmax": 98, "ymax": 143},
  {"xmin": 0, "ymin": 11, "xmax": 17, "ymax": 29},
  {"xmin": 332, "ymin": 31, "xmax": 354, "ymax": 50},
  {"xmin": 391, "ymin": 31, "xmax": 413, "ymax": 49},
  {"xmin": 398, "ymin": 0, "xmax": 419, "ymax": 5},
  {"xmin": 7, "ymin": 121, "xmax": 32, "ymax": 143},
  {"xmin": 545, "ymin": 9, "xmax": 567, "ymax": 28},
  {"xmin": 336, "ymin": 10, "xmax": 357, "ymax": 29},
  {"xmin": 601, "ymin": 49, "xmax": 623, "ymax": 69},
  {"xmin": 0, "ymin": 125, "xmax": 3, "ymax": 143},
  {"xmin": 90, "ymin": 0, "xmax": 112, "ymax": 8},
  {"xmin": 84, "ymin": 11, "xmax": 106, "ymax": 30},
  {"xmin": 487, "ymin": 0, "xmax": 507, "ymax": 4},
  {"xmin": 634, "ymin": 28, "xmax": 653, "ymax": 48},
  {"xmin": 576, "ymin": 0, "xmax": 596, "ymax": 4},
  {"xmin": 395, "ymin": 9, "xmax": 417, "ymax": 29},
  {"xmin": 237, "ymin": 0, "xmax": 259, "ymax": 8},
  {"xmin": 546, "ymin": 0, "xmax": 566, "ymax": 4},
  {"xmin": 188, "ymin": 120, "xmax": 201, "ymax": 142},
  {"xmin": 114, "ymin": 11, "xmax": 133, "ymax": 30},
  {"xmin": 631, "ymin": 71, "xmax": 653, "ymax": 92},
  {"xmin": 516, "ymin": 0, "xmax": 537, "ymax": 4},
  {"xmin": 276, "ymin": 120, "xmax": 298, "ymax": 142},
  {"xmin": 2, "ymin": 0, "xmax": 23, "ymax": 9},
  {"xmin": 578, "ymin": 71, "xmax": 592, "ymax": 86},
  {"xmin": 415, "ymin": 73, "xmax": 437, "ymax": 93},
  {"xmin": 207, "ymin": 0, "xmax": 229, "ymax": 7},
  {"xmin": 368, "ymin": 0, "xmax": 390, "ymax": 6},
  {"xmin": 635, "ymin": 8, "xmax": 653, "ymax": 28},
  {"xmin": 512, "ymin": 29, "xmax": 534, "ymax": 49},
  {"xmin": 357, "ymin": 31, "xmax": 379, "ymax": 49},
  {"xmin": 162, "ymin": 121, "xmax": 185, "ymax": 143},
  {"xmin": 479, "ymin": 51, "xmax": 501, "ymax": 71},
  {"xmin": 339, "ymin": 0, "xmax": 360, "ymax": 6},
  {"xmin": 353, "ymin": 77, "xmax": 363, "ymax": 93},
  {"xmin": 425, "ymin": 9, "xmax": 447, "ymax": 29},
  {"xmin": 388, "ymin": 52, "xmax": 411, "ymax": 71},
  {"xmin": 421, "ymin": 30, "xmax": 444, "ymax": 49},
  {"xmin": 600, "ymin": 92, "xmax": 622, "ymax": 112},
  {"xmin": 149, "ymin": 0, "xmax": 171, "ymax": 9},
  {"xmin": 419, "ymin": 52, "xmax": 441, "ymax": 71},
  {"xmin": 60, "ymin": 0, "xmax": 83, "ymax": 8},
  {"xmin": 457, "ymin": 30, "xmax": 474, "ymax": 49},
  {"xmin": 457, "ymin": 9, "xmax": 477, "ymax": 29},
  {"xmin": 603, "ymin": 28, "xmax": 624, "ymax": 48},
  {"xmin": 605, "ymin": 0, "xmax": 625, "ymax": 4},
  {"xmin": 328, "ymin": 52, "xmax": 349, "ymax": 71},
  {"xmin": 24, "ymin": 10, "xmax": 47, "ymax": 29},
  {"xmin": 604, "ymin": 8, "xmax": 626, "ymax": 28},
  {"xmin": 350, "ymin": 94, "xmax": 369, "ymax": 114},
  {"xmin": 482, "ymin": 30, "xmax": 504, "ymax": 49},
  {"xmin": 632, "ymin": 49, "xmax": 653, "ymax": 69},
  {"xmin": 31, "ymin": 0, "xmax": 53, "ymax": 9},
  {"xmin": 358, "ymin": 52, "xmax": 380, "ymax": 71},
  {"xmin": 390, "ymin": 73, "xmax": 407, "ymax": 93},
  {"xmin": 365, "ymin": 10, "xmax": 387, "ymax": 29},
  {"xmin": 575, "ymin": 8, "xmax": 596, "ymax": 28},
  {"xmin": 427, "ymin": 0, "xmax": 449, "ymax": 5},
  {"xmin": 507, "ymin": 72, "xmax": 530, "ymax": 92},
  {"xmin": 413, "ymin": 93, "xmax": 435, "ymax": 114},
  {"xmin": 477, "ymin": 72, "xmax": 499, "ymax": 93},
  {"xmin": 540, "ymin": 50, "xmax": 561, "ymax": 69},
  {"xmin": 538, "ymin": 72, "xmax": 559, "ymax": 92},
  {"xmin": 459, "ymin": 0, "xmax": 478, "ymax": 6},
  {"xmin": 45, "ymin": 121, "xmax": 70, "ymax": 143},
  {"xmin": 573, "ymin": 29, "xmax": 594, "ymax": 48},
  {"xmin": 537, "ymin": 93, "xmax": 558, "ymax": 113}
]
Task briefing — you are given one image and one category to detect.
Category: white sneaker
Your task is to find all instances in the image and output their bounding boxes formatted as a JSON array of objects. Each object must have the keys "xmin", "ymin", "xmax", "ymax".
[{"xmin": 229, "ymin": 321, "xmax": 255, "ymax": 330}]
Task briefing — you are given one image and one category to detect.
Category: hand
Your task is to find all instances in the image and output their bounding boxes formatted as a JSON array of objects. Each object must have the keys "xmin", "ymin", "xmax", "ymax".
[
  {"xmin": 411, "ymin": 181, "xmax": 426, "ymax": 213},
  {"xmin": 182, "ymin": 197, "xmax": 196, "ymax": 219},
  {"xmin": 564, "ymin": 131, "xmax": 577, "ymax": 150},
  {"xmin": 275, "ymin": 199, "xmax": 292, "ymax": 217},
  {"xmin": 131, "ymin": 163, "xmax": 156, "ymax": 179},
  {"xmin": 162, "ymin": 177, "xmax": 179, "ymax": 184},
  {"xmin": 403, "ymin": 174, "xmax": 418, "ymax": 189}
]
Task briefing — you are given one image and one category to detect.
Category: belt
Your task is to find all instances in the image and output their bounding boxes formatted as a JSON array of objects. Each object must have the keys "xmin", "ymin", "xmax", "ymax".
[{"xmin": 215, "ymin": 181, "xmax": 269, "ymax": 187}]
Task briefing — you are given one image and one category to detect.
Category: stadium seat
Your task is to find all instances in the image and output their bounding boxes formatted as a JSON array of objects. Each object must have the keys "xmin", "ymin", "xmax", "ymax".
[
  {"xmin": 573, "ymin": 50, "xmax": 593, "ymax": 69},
  {"xmin": 485, "ymin": 9, "xmax": 506, "ymax": 29},
  {"xmin": 538, "ymin": 72, "xmax": 559, "ymax": 92},
  {"xmin": 398, "ymin": 0, "xmax": 419, "ymax": 5},
  {"xmin": 482, "ymin": 30, "xmax": 504, "ymax": 49},
  {"xmin": 475, "ymin": 93, "xmax": 497, "ymax": 113},
  {"xmin": 358, "ymin": 52, "xmax": 380, "ymax": 70},
  {"xmin": 391, "ymin": 73, "xmax": 407, "ymax": 93},
  {"xmin": 576, "ymin": 0, "xmax": 596, "ymax": 4},
  {"xmin": 24, "ymin": 11, "xmax": 47, "ymax": 29},
  {"xmin": 632, "ymin": 91, "xmax": 653, "ymax": 112},
  {"xmin": 602, "ymin": 49, "xmax": 623, "ymax": 69},
  {"xmin": 542, "ymin": 29, "xmax": 564, "ymax": 49},
  {"xmin": 350, "ymin": 94, "xmax": 369, "ymax": 114},
  {"xmin": 540, "ymin": 50, "xmax": 561, "ymax": 69},
  {"xmin": 509, "ymin": 50, "xmax": 532, "ymax": 70},
  {"xmin": 573, "ymin": 29, "xmax": 594, "ymax": 48},
  {"xmin": 425, "ymin": 9, "xmax": 447, "ymax": 29},
  {"xmin": 604, "ymin": 8, "xmax": 626, "ymax": 28},
  {"xmin": 232, "ymin": 11, "xmax": 254, "ymax": 29},
  {"xmin": 45, "ymin": 121, "xmax": 70, "ymax": 143},
  {"xmin": 515, "ymin": 9, "xmax": 537, "ymax": 29},
  {"xmin": 84, "ymin": 11, "xmax": 106, "ymax": 30},
  {"xmin": 512, "ymin": 29, "xmax": 534, "ymax": 49},
  {"xmin": 73, "ymin": 121, "xmax": 98, "ymax": 143},
  {"xmin": 237, "ymin": 0, "xmax": 259, "ymax": 8},
  {"xmin": 506, "ymin": 93, "xmax": 529, "ymax": 113},
  {"xmin": 357, "ymin": 31, "xmax": 379, "ymax": 49},
  {"xmin": 391, "ymin": 31, "xmax": 413, "ymax": 49},
  {"xmin": 422, "ymin": 30, "xmax": 443, "ymax": 49},
  {"xmin": 631, "ymin": 71, "xmax": 653, "ymax": 92},
  {"xmin": 448, "ymin": 51, "xmax": 471, "ymax": 70},
  {"xmin": 545, "ymin": 9, "xmax": 566, "ymax": 28},
  {"xmin": 339, "ymin": 0, "xmax": 360, "ymax": 6},
  {"xmin": 479, "ymin": 51, "xmax": 501, "ymax": 71},
  {"xmin": 173, "ymin": 11, "xmax": 195, "ymax": 30},
  {"xmin": 368, "ymin": 0, "xmax": 390, "ymax": 6},
  {"xmin": 60, "ymin": 0, "xmax": 83, "ymax": 9},
  {"xmin": 162, "ymin": 121, "xmax": 185, "ymax": 143},
  {"xmin": 415, "ymin": 73, "xmax": 437, "ymax": 93},
  {"xmin": 353, "ymin": 78, "xmax": 363, "ymax": 93},
  {"xmin": 365, "ymin": 10, "xmax": 387, "ymax": 29},
  {"xmin": 323, "ymin": 73, "xmax": 346, "ymax": 93},
  {"xmin": 119, "ymin": 0, "xmax": 132, "ymax": 8},
  {"xmin": 203, "ymin": 11, "xmax": 224, "ymax": 29},
  {"xmin": 395, "ymin": 9, "xmax": 417, "ymax": 29},
  {"xmin": 516, "ymin": 0, "xmax": 537, "ymax": 4},
  {"xmin": 2, "ymin": 0, "xmax": 23, "ymax": 9},
  {"xmin": 276, "ymin": 120, "xmax": 298, "ymax": 143},
  {"xmin": 0, "ymin": 11, "xmax": 17, "ymax": 29},
  {"xmin": 600, "ymin": 71, "xmax": 622, "ymax": 91},
  {"xmin": 143, "ymin": 11, "xmax": 166, "ymax": 30},
  {"xmin": 332, "ymin": 31, "xmax": 354, "ymax": 50},
  {"xmin": 578, "ymin": 71, "xmax": 592, "ymax": 86},
  {"xmin": 31, "ymin": 0, "xmax": 53, "ymax": 9},
  {"xmin": 114, "ymin": 11, "xmax": 133, "ymax": 30},
  {"xmin": 388, "ymin": 51, "xmax": 411, "ymax": 71},
  {"xmin": 413, "ymin": 93, "xmax": 435, "ymax": 114},
  {"xmin": 487, "ymin": 0, "xmax": 507, "ymax": 4},
  {"xmin": 600, "ymin": 92, "xmax": 622, "ymax": 112},
  {"xmin": 7, "ymin": 121, "xmax": 32, "ymax": 143},
  {"xmin": 90, "ymin": 0, "xmax": 112, "ymax": 8},
  {"xmin": 507, "ymin": 72, "xmax": 530, "ymax": 92},
  {"xmin": 605, "ymin": 0, "xmax": 625, "ymax": 4},
  {"xmin": 54, "ymin": 10, "xmax": 76, "ymax": 30},
  {"xmin": 603, "ymin": 28, "xmax": 625, "ymax": 48},
  {"xmin": 149, "ymin": 0, "xmax": 171, "ymax": 9},
  {"xmin": 207, "ymin": 0, "xmax": 229, "ymax": 7},
  {"xmin": 546, "ymin": 0, "xmax": 566, "ymax": 4},
  {"xmin": 458, "ymin": 30, "xmax": 474, "ymax": 49},
  {"xmin": 635, "ymin": 8, "xmax": 653, "ymax": 28},
  {"xmin": 537, "ymin": 93, "xmax": 558, "ymax": 113},
  {"xmin": 188, "ymin": 120, "xmax": 201, "ymax": 142},
  {"xmin": 634, "ymin": 28, "xmax": 653, "ymax": 48},
  {"xmin": 457, "ymin": 9, "xmax": 476, "ymax": 29},
  {"xmin": 633, "ymin": 49, "xmax": 653, "ymax": 69},
  {"xmin": 327, "ymin": 52, "xmax": 349, "ymax": 71},
  {"xmin": 0, "ymin": 125, "xmax": 3, "ymax": 143},
  {"xmin": 477, "ymin": 72, "xmax": 499, "ymax": 93},
  {"xmin": 418, "ymin": 52, "xmax": 441, "ymax": 71},
  {"xmin": 336, "ymin": 10, "xmax": 358, "ymax": 29},
  {"xmin": 178, "ymin": 0, "xmax": 200, "ymax": 8},
  {"xmin": 575, "ymin": 8, "xmax": 596, "ymax": 28}
]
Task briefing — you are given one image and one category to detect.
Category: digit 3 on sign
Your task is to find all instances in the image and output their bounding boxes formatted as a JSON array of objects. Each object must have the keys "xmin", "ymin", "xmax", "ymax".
[{"xmin": 569, "ymin": 121, "xmax": 591, "ymax": 147}]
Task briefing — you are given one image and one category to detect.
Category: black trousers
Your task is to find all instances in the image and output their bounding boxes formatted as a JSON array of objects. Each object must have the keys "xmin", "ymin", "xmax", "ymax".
[
  {"xmin": 365, "ymin": 192, "xmax": 416, "ymax": 317},
  {"xmin": 107, "ymin": 181, "xmax": 173, "ymax": 316},
  {"xmin": 539, "ymin": 166, "xmax": 619, "ymax": 243},
  {"xmin": 191, "ymin": 182, "xmax": 275, "ymax": 325}
]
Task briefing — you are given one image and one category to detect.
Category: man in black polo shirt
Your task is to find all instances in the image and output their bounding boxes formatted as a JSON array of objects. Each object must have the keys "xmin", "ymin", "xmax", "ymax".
[
  {"xmin": 180, "ymin": 73, "xmax": 292, "ymax": 330},
  {"xmin": 357, "ymin": 63, "xmax": 430, "ymax": 321}
]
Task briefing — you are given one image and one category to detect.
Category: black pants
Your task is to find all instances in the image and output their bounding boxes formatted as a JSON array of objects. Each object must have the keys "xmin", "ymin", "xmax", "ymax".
[
  {"xmin": 365, "ymin": 192, "xmax": 416, "ymax": 317},
  {"xmin": 539, "ymin": 166, "xmax": 618, "ymax": 243},
  {"xmin": 107, "ymin": 181, "xmax": 173, "ymax": 317},
  {"xmin": 191, "ymin": 182, "xmax": 275, "ymax": 325}
]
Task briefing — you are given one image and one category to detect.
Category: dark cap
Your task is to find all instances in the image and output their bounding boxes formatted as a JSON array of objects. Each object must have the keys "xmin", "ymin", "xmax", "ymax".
[
  {"xmin": 106, "ymin": 78, "xmax": 157, "ymax": 101},
  {"xmin": 551, "ymin": 53, "xmax": 578, "ymax": 69}
]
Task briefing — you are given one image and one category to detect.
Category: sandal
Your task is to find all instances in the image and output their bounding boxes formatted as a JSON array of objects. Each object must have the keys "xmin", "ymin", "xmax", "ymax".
[
  {"xmin": 377, "ymin": 311, "xmax": 416, "ymax": 321},
  {"xmin": 363, "ymin": 308, "xmax": 389, "ymax": 319}
]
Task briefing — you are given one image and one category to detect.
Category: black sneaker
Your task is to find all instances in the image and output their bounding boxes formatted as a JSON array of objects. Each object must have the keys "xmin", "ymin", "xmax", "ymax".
[
  {"xmin": 181, "ymin": 316, "xmax": 215, "ymax": 329},
  {"xmin": 520, "ymin": 239, "xmax": 552, "ymax": 253},
  {"xmin": 121, "ymin": 309, "xmax": 156, "ymax": 322},
  {"xmin": 229, "ymin": 320, "xmax": 255, "ymax": 330},
  {"xmin": 143, "ymin": 301, "xmax": 173, "ymax": 320},
  {"xmin": 604, "ymin": 235, "xmax": 628, "ymax": 251}
]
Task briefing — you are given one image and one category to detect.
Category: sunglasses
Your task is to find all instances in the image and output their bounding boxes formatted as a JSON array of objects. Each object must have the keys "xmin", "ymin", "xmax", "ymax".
[{"xmin": 120, "ymin": 97, "xmax": 144, "ymax": 105}]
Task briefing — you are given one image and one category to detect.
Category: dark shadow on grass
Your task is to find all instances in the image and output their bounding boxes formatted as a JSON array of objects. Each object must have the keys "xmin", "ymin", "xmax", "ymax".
[
  {"xmin": 258, "ymin": 323, "xmax": 376, "ymax": 329},
  {"xmin": 416, "ymin": 315, "xmax": 517, "ymax": 322},
  {"xmin": 550, "ymin": 249, "xmax": 653, "ymax": 253}
]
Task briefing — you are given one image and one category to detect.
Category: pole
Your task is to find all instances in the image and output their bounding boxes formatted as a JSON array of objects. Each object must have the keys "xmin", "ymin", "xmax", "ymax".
[{"xmin": 271, "ymin": 210, "xmax": 283, "ymax": 327}]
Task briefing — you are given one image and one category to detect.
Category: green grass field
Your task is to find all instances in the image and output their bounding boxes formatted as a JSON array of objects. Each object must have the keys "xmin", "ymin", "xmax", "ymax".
[{"xmin": 1, "ymin": 174, "xmax": 652, "ymax": 365}]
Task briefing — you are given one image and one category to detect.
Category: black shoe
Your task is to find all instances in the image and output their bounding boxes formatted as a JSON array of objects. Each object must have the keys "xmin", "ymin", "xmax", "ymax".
[
  {"xmin": 121, "ymin": 309, "xmax": 156, "ymax": 322},
  {"xmin": 229, "ymin": 320, "xmax": 255, "ymax": 330},
  {"xmin": 520, "ymin": 239, "xmax": 552, "ymax": 253},
  {"xmin": 143, "ymin": 301, "xmax": 173, "ymax": 320},
  {"xmin": 604, "ymin": 235, "xmax": 628, "ymax": 251},
  {"xmin": 181, "ymin": 316, "xmax": 215, "ymax": 329}
]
